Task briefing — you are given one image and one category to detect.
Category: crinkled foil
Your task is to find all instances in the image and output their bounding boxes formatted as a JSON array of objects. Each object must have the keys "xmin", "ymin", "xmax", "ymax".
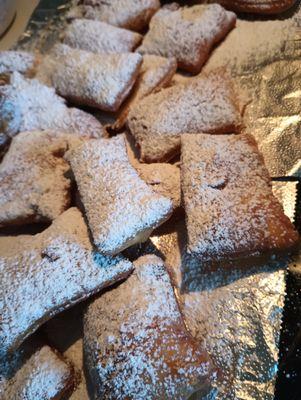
[{"xmin": 12, "ymin": 2, "xmax": 301, "ymax": 399}]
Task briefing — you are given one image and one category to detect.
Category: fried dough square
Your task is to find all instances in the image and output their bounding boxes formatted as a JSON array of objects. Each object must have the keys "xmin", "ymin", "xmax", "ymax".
[
  {"xmin": 0, "ymin": 51, "xmax": 38, "ymax": 77},
  {"xmin": 113, "ymin": 54, "xmax": 177, "ymax": 130},
  {"xmin": 67, "ymin": 0, "xmax": 160, "ymax": 32},
  {"xmin": 63, "ymin": 19, "xmax": 142, "ymax": 54},
  {"xmin": 84, "ymin": 255, "xmax": 218, "ymax": 399},
  {"xmin": 127, "ymin": 69, "xmax": 241, "ymax": 162},
  {"xmin": 0, "ymin": 338, "xmax": 74, "ymax": 400},
  {"xmin": 137, "ymin": 4, "xmax": 236, "ymax": 74},
  {"xmin": 0, "ymin": 72, "xmax": 105, "ymax": 143},
  {"xmin": 181, "ymin": 133, "xmax": 299, "ymax": 263},
  {"xmin": 46, "ymin": 44, "xmax": 142, "ymax": 112},
  {"xmin": 0, "ymin": 207, "xmax": 133, "ymax": 357},
  {"xmin": 0, "ymin": 131, "xmax": 83, "ymax": 227},
  {"xmin": 66, "ymin": 135, "xmax": 173, "ymax": 255}
]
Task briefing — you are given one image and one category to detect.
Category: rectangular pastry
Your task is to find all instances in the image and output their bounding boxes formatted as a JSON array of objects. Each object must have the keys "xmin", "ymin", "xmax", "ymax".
[
  {"xmin": 84, "ymin": 255, "xmax": 218, "ymax": 399},
  {"xmin": 127, "ymin": 69, "xmax": 242, "ymax": 162},
  {"xmin": 113, "ymin": 54, "xmax": 177, "ymax": 131},
  {"xmin": 46, "ymin": 44, "xmax": 142, "ymax": 112},
  {"xmin": 0, "ymin": 337, "xmax": 74, "ymax": 400},
  {"xmin": 67, "ymin": 135, "xmax": 173, "ymax": 255},
  {"xmin": 0, "ymin": 207, "xmax": 133, "ymax": 357},
  {"xmin": 67, "ymin": 0, "xmax": 160, "ymax": 32},
  {"xmin": 181, "ymin": 133, "xmax": 299, "ymax": 263},
  {"xmin": 0, "ymin": 131, "xmax": 84, "ymax": 227},
  {"xmin": 63, "ymin": 19, "xmax": 142, "ymax": 54},
  {"xmin": 0, "ymin": 72, "xmax": 105, "ymax": 147},
  {"xmin": 137, "ymin": 4, "xmax": 236, "ymax": 74}
]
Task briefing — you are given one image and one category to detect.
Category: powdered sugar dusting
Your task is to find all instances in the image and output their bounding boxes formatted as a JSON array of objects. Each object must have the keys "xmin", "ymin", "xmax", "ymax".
[
  {"xmin": 181, "ymin": 133, "xmax": 299, "ymax": 262},
  {"xmin": 137, "ymin": 4, "xmax": 236, "ymax": 74},
  {"xmin": 1, "ymin": 343, "xmax": 73, "ymax": 400},
  {"xmin": 0, "ymin": 72, "xmax": 105, "ymax": 140},
  {"xmin": 84, "ymin": 254, "xmax": 217, "ymax": 399},
  {"xmin": 127, "ymin": 68, "xmax": 242, "ymax": 162},
  {"xmin": 45, "ymin": 44, "xmax": 142, "ymax": 112},
  {"xmin": 67, "ymin": 0, "xmax": 160, "ymax": 31},
  {"xmin": 67, "ymin": 135, "xmax": 173, "ymax": 255},
  {"xmin": 63, "ymin": 19, "xmax": 142, "ymax": 54},
  {"xmin": 0, "ymin": 51, "xmax": 37, "ymax": 76},
  {"xmin": 114, "ymin": 54, "xmax": 177, "ymax": 130},
  {"xmin": 0, "ymin": 207, "xmax": 133, "ymax": 357},
  {"xmin": 135, "ymin": 162, "xmax": 181, "ymax": 209},
  {"xmin": 0, "ymin": 130, "xmax": 84, "ymax": 227}
]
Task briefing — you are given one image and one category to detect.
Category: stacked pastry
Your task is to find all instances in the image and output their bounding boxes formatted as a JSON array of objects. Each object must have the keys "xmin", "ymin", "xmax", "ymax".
[{"xmin": 0, "ymin": 1, "xmax": 299, "ymax": 399}]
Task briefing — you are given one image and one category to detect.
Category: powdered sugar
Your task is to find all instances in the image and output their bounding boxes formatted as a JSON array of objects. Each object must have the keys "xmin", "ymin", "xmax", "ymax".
[
  {"xmin": 67, "ymin": 135, "xmax": 173, "ymax": 255},
  {"xmin": 0, "ymin": 51, "xmax": 37, "ymax": 76},
  {"xmin": 67, "ymin": 0, "xmax": 160, "ymax": 31},
  {"xmin": 63, "ymin": 19, "xmax": 142, "ymax": 54},
  {"xmin": 0, "ymin": 130, "xmax": 84, "ymax": 227},
  {"xmin": 0, "ymin": 72, "xmax": 105, "ymax": 139},
  {"xmin": 1, "ymin": 343, "xmax": 73, "ymax": 400},
  {"xmin": 181, "ymin": 133, "xmax": 299, "ymax": 262},
  {"xmin": 137, "ymin": 4, "xmax": 236, "ymax": 74},
  {"xmin": 84, "ymin": 254, "xmax": 217, "ymax": 399},
  {"xmin": 0, "ymin": 207, "xmax": 133, "ymax": 357},
  {"xmin": 46, "ymin": 44, "xmax": 142, "ymax": 112},
  {"xmin": 135, "ymin": 162, "xmax": 181, "ymax": 209},
  {"xmin": 114, "ymin": 54, "xmax": 177, "ymax": 130},
  {"xmin": 127, "ymin": 68, "xmax": 242, "ymax": 162}
]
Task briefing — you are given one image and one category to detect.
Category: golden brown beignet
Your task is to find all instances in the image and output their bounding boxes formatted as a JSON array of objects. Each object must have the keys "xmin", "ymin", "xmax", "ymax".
[
  {"xmin": 113, "ymin": 54, "xmax": 177, "ymax": 131},
  {"xmin": 127, "ymin": 68, "xmax": 242, "ymax": 162},
  {"xmin": 213, "ymin": 0, "xmax": 297, "ymax": 14},
  {"xmin": 0, "ymin": 51, "xmax": 39, "ymax": 78},
  {"xmin": 63, "ymin": 19, "xmax": 142, "ymax": 54},
  {"xmin": 0, "ymin": 207, "xmax": 133, "ymax": 358},
  {"xmin": 67, "ymin": 0, "xmax": 160, "ymax": 32},
  {"xmin": 84, "ymin": 255, "xmax": 218, "ymax": 399},
  {"xmin": 0, "ymin": 131, "xmax": 84, "ymax": 227},
  {"xmin": 42, "ymin": 44, "xmax": 142, "ymax": 112},
  {"xmin": 181, "ymin": 133, "xmax": 299, "ymax": 264},
  {"xmin": 66, "ymin": 135, "xmax": 173, "ymax": 255},
  {"xmin": 137, "ymin": 4, "xmax": 236, "ymax": 74},
  {"xmin": 0, "ymin": 72, "xmax": 105, "ymax": 146},
  {"xmin": 0, "ymin": 337, "xmax": 74, "ymax": 400}
]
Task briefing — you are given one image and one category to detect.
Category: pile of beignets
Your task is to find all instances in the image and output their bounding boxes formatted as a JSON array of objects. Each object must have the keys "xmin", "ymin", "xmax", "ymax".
[{"xmin": 0, "ymin": 1, "xmax": 299, "ymax": 399}]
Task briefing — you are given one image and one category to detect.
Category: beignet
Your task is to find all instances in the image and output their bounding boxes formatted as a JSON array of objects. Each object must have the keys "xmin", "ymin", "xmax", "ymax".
[
  {"xmin": 44, "ymin": 44, "xmax": 142, "ymax": 112},
  {"xmin": 63, "ymin": 19, "xmax": 142, "ymax": 54},
  {"xmin": 113, "ymin": 54, "xmax": 177, "ymax": 131},
  {"xmin": 137, "ymin": 4, "xmax": 236, "ymax": 74},
  {"xmin": 66, "ymin": 135, "xmax": 173, "ymax": 255},
  {"xmin": 181, "ymin": 133, "xmax": 299, "ymax": 263},
  {"xmin": 67, "ymin": 0, "xmax": 160, "ymax": 32},
  {"xmin": 0, "ymin": 131, "xmax": 83, "ymax": 227},
  {"xmin": 84, "ymin": 255, "xmax": 218, "ymax": 399},
  {"xmin": 0, "ymin": 72, "xmax": 105, "ymax": 146},
  {"xmin": 0, "ymin": 207, "xmax": 133, "ymax": 357},
  {"xmin": 0, "ymin": 338, "xmax": 74, "ymax": 400},
  {"xmin": 127, "ymin": 69, "xmax": 241, "ymax": 162}
]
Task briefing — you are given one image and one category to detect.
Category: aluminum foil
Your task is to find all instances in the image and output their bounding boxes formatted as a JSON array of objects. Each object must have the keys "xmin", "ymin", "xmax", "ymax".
[{"xmin": 12, "ymin": 1, "xmax": 301, "ymax": 399}]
